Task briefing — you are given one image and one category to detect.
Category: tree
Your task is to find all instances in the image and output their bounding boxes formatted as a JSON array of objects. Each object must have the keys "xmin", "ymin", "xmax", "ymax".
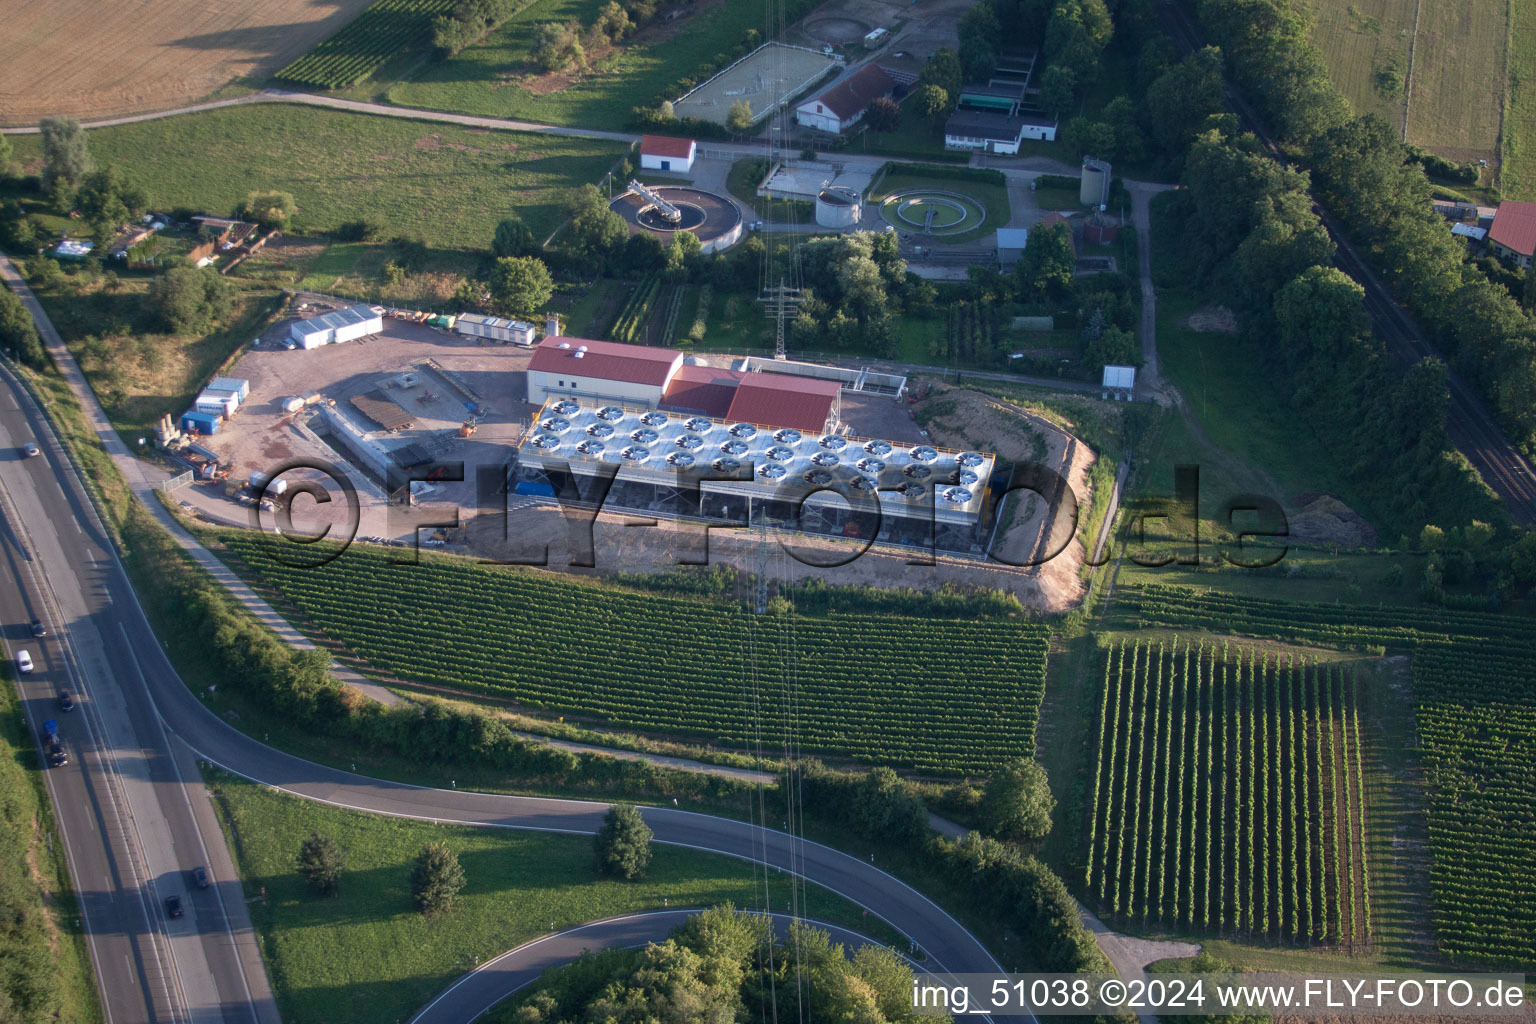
[
  {"xmin": 296, "ymin": 832, "xmax": 345, "ymax": 896},
  {"xmin": 1084, "ymin": 325, "xmax": 1137, "ymax": 374},
  {"xmin": 663, "ymin": 230, "xmax": 702, "ymax": 282},
  {"xmin": 850, "ymin": 766, "xmax": 925, "ymax": 842},
  {"xmin": 144, "ymin": 266, "xmax": 233, "ymax": 333},
  {"xmin": 1145, "ymin": 47, "xmax": 1226, "ymax": 155},
  {"xmin": 531, "ymin": 20, "xmax": 585, "ymax": 72},
  {"xmin": 39, "ymin": 117, "xmax": 92, "ymax": 196},
  {"xmin": 566, "ymin": 184, "xmax": 629, "ymax": 273},
  {"xmin": 74, "ymin": 166, "xmax": 147, "ymax": 243},
  {"xmin": 0, "ymin": 133, "xmax": 14, "ymax": 180},
  {"xmin": 595, "ymin": 804, "xmax": 653, "ymax": 879},
  {"xmin": 917, "ymin": 47, "xmax": 961, "ymax": 102},
  {"xmin": 1523, "ymin": 262, "xmax": 1536, "ymax": 312},
  {"xmin": 489, "ymin": 256, "xmax": 554, "ymax": 317},
  {"xmin": 1015, "ymin": 220, "xmax": 1075, "ymax": 301},
  {"xmin": 493, "ymin": 213, "xmax": 536, "ymax": 258},
  {"xmin": 411, "ymin": 841, "xmax": 465, "ymax": 915},
  {"xmin": 980, "ymin": 759, "xmax": 1055, "ymax": 841},
  {"xmin": 914, "ymin": 85, "xmax": 950, "ymax": 131},
  {"xmin": 864, "ymin": 96, "xmax": 901, "ymax": 134},
  {"xmin": 1062, "ymin": 117, "xmax": 1114, "ymax": 160},
  {"xmin": 0, "ymin": 288, "xmax": 46, "ymax": 369},
  {"xmin": 594, "ymin": 1, "xmax": 631, "ymax": 40},
  {"xmin": 1037, "ymin": 64, "xmax": 1077, "ymax": 116},
  {"xmin": 241, "ymin": 190, "xmax": 296, "ymax": 229},
  {"xmin": 726, "ymin": 99, "xmax": 755, "ymax": 136}
]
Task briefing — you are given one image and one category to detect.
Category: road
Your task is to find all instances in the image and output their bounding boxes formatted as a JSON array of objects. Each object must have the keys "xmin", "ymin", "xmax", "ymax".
[
  {"xmin": 0, "ymin": 349, "xmax": 1014, "ymax": 1023},
  {"xmin": 1158, "ymin": 0, "xmax": 1536, "ymax": 526}
]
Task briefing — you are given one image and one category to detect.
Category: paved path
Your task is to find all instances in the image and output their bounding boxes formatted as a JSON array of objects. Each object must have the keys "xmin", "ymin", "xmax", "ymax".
[{"xmin": 1125, "ymin": 181, "xmax": 1178, "ymax": 404}]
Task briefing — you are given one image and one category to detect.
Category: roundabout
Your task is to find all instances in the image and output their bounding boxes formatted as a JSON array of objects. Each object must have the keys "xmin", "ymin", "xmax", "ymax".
[
  {"xmin": 610, "ymin": 183, "xmax": 743, "ymax": 252},
  {"xmin": 878, "ymin": 189, "xmax": 987, "ymax": 236}
]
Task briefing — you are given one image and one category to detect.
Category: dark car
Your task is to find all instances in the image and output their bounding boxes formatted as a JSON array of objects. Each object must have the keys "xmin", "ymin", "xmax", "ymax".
[
  {"xmin": 191, "ymin": 867, "xmax": 209, "ymax": 889},
  {"xmin": 58, "ymin": 691, "xmax": 75, "ymax": 712},
  {"xmin": 29, "ymin": 618, "xmax": 46, "ymax": 638},
  {"xmin": 46, "ymin": 738, "xmax": 67, "ymax": 767},
  {"xmin": 165, "ymin": 895, "xmax": 183, "ymax": 919}
]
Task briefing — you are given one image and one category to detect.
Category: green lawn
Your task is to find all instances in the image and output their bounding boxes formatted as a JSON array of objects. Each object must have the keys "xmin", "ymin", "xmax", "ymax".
[
  {"xmin": 382, "ymin": 0, "xmax": 778, "ymax": 129},
  {"xmin": 1032, "ymin": 185, "xmax": 1082, "ymax": 211},
  {"xmin": 209, "ymin": 771, "xmax": 900, "ymax": 1024},
  {"xmin": 1502, "ymin": 0, "xmax": 1536, "ymax": 198},
  {"xmin": 0, "ymin": 670, "xmax": 103, "ymax": 1024},
  {"xmin": 8, "ymin": 104, "xmax": 625, "ymax": 249}
]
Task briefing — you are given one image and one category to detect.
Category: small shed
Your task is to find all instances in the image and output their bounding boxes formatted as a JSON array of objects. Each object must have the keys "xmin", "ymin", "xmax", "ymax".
[
  {"xmin": 639, "ymin": 136, "xmax": 697, "ymax": 174},
  {"xmin": 1102, "ymin": 364, "xmax": 1136, "ymax": 399},
  {"xmin": 209, "ymin": 376, "xmax": 250, "ymax": 401},
  {"xmin": 180, "ymin": 410, "xmax": 221, "ymax": 435},
  {"xmin": 996, "ymin": 227, "xmax": 1029, "ymax": 266},
  {"xmin": 194, "ymin": 389, "xmax": 240, "ymax": 417},
  {"xmin": 1451, "ymin": 223, "xmax": 1487, "ymax": 242}
]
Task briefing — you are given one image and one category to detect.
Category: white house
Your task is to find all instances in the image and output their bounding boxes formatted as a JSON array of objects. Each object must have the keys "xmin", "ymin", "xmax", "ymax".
[
  {"xmin": 289, "ymin": 304, "xmax": 384, "ymax": 349},
  {"xmin": 526, "ymin": 336, "xmax": 686, "ymax": 408},
  {"xmin": 944, "ymin": 110, "xmax": 1057, "ymax": 154},
  {"xmin": 794, "ymin": 64, "xmax": 896, "ymax": 134},
  {"xmin": 639, "ymin": 135, "xmax": 697, "ymax": 174}
]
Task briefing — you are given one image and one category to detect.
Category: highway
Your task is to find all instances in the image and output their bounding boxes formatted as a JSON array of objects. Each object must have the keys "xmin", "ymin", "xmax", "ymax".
[
  {"xmin": 0, "ymin": 353, "xmax": 1012, "ymax": 1023},
  {"xmin": 1159, "ymin": 0, "xmax": 1536, "ymax": 526}
]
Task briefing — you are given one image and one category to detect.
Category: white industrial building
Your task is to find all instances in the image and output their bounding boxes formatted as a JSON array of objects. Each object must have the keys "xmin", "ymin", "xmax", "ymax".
[
  {"xmin": 794, "ymin": 64, "xmax": 896, "ymax": 134},
  {"xmin": 639, "ymin": 135, "xmax": 697, "ymax": 174},
  {"xmin": 289, "ymin": 304, "xmax": 384, "ymax": 349},
  {"xmin": 455, "ymin": 313, "xmax": 536, "ymax": 345},
  {"xmin": 944, "ymin": 110, "xmax": 1057, "ymax": 153}
]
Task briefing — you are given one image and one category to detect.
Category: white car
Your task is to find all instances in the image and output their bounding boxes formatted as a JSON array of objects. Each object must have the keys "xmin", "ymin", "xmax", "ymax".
[
  {"xmin": 16, "ymin": 651, "xmax": 33, "ymax": 674},
  {"xmin": 23, "ymin": 442, "xmax": 40, "ymax": 457}
]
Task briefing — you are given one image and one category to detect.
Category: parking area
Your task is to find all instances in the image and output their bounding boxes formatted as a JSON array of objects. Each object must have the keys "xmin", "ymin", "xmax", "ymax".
[{"xmin": 176, "ymin": 319, "xmax": 543, "ymax": 540}]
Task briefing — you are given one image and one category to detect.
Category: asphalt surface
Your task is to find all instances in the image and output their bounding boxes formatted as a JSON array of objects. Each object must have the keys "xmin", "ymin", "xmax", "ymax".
[{"xmin": 0, "ymin": 354, "xmax": 1011, "ymax": 1023}]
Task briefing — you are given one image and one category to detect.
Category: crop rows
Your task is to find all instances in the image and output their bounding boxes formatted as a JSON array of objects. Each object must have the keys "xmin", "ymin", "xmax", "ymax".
[
  {"xmin": 276, "ymin": 0, "xmax": 457, "ymax": 89},
  {"xmin": 1086, "ymin": 639, "xmax": 1369, "ymax": 947},
  {"xmin": 609, "ymin": 275, "xmax": 661, "ymax": 344},
  {"xmin": 1123, "ymin": 585, "xmax": 1536, "ymax": 967},
  {"xmin": 221, "ymin": 536, "xmax": 1049, "ymax": 772}
]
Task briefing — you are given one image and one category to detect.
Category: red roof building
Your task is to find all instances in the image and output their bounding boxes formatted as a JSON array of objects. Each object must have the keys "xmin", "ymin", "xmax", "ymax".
[
  {"xmin": 794, "ymin": 64, "xmax": 896, "ymax": 134},
  {"xmin": 526, "ymin": 336, "xmax": 684, "ymax": 407},
  {"xmin": 639, "ymin": 135, "xmax": 697, "ymax": 173},
  {"xmin": 1488, "ymin": 200, "xmax": 1536, "ymax": 267},
  {"xmin": 660, "ymin": 363, "xmax": 746, "ymax": 419},
  {"xmin": 725, "ymin": 374, "xmax": 842, "ymax": 433}
]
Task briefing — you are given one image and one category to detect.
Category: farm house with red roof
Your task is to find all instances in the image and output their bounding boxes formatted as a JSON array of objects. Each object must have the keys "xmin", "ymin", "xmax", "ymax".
[{"xmin": 639, "ymin": 135, "xmax": 697, "ymax": 173}]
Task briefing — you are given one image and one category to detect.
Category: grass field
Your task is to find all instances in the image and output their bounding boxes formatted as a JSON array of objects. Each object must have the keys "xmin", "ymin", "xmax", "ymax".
[
  {"xmin": 0, "ymin": 0, "xmax": 372, "ymax": 124},
  {"xmin": 208, "ymin": 770, "xmax": 897, "ymax": 1024},
  {"xmin": 8, "ymin": 104, "xmax": 625, "ymax": 249},
  {"xmin": 216, "ymin": 533, "xmax": 1050, "ymax": 773},
  {"xmin": 382, "ymin": 0, "xmax": 783, "ymax": 129},
  {"xmin": 0, "ymin": 670, "xmax": 103, "ymax": 1024},
  {"xmin": 1310, "ymin": 0, "xmax": 1506, "ymax": 166},
  {"xmin": 1501, "ymin": 0, "xmax": 1536, "ymax": 197}
]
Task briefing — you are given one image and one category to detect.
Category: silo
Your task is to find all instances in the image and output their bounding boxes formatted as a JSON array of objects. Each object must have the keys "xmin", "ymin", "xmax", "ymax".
[
  {"xmin": 815, "ymin": 186, "xmax": 862, "ymax": 228},
  {"xmin": 1079, "ymin": 157, "xmax": 1111, "ymax": 208}
]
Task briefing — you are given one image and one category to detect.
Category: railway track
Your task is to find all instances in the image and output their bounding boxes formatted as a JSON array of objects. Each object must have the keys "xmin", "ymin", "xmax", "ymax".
[{"xmin": 1159, "ymin": 0, "xmax": 1536, "ymax": 526}]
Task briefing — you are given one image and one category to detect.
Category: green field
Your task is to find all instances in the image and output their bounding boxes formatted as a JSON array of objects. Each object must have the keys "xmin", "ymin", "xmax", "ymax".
[
  {"xmin": 0, "ymin": 672, "xmax": 103, "ymax": 1024},
  {"xmin": 8, "ymin": 104, "xmax": 625, "ymax": 248},
  {"xmin": 208, "ymin": 770, "xmax": 894, "ymax": 1024},
  {"xmin": 1085, "ymin": 639, "xmax": 1370, "ymax": 948},
  {"xmin": 1502, "ymin": 0, "xmax": 1536, "ymax": 197},
  {"xmin": 1311, "ymin": 0, "xmax": 1506, "ymax": 166},
  {"xmin": 1122, "ymin": 585, "xmax": 1536, "ymax": 968},
  {"xmin": 278, "ymin": 0, "xmax": 457, "ymax": 88},
  {"xmin": 216, "ymin": 535, "xmax": 1050, "ymax": 773},
  {"xmin": 382, "ymin": 0, "xmax": 779, "ymax": 129}
]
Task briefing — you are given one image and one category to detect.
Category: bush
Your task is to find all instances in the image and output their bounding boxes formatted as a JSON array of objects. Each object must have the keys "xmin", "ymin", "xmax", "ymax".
[
  {"xmin": 297, "ymin": 832, "xmax": 346, "ymax": 896},
  {"xmin": 411, "ymin": 841, "xmax": 465, "ymax": 915},
  {"xmin": 594, "ymin": 804, "xmax": 653, "ymax": 879},
  {"xmin": 144, "ymin": 265, "xmax": 232, "ymax": 333}
]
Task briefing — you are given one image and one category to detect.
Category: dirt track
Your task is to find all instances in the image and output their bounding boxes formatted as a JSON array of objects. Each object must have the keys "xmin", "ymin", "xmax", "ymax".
[{"xmin": 0, "ymin": 0, "xmax": 375, "ymax": 124}]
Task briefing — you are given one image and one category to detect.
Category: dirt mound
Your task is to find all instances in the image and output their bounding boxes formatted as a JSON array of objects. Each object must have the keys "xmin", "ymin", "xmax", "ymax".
[
  {"xmin": 1186, "ymin": 305, "xmax": 1237, "ymax": 333},
  {"xmin": 1287, "ymin": 493, "xmax": 1376, "ymax": 549}
]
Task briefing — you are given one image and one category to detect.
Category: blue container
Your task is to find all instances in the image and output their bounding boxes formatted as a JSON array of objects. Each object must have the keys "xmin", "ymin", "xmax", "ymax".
[{"xmin": 180, "ymin": 410, "xmax": 221, "ymax": 435}]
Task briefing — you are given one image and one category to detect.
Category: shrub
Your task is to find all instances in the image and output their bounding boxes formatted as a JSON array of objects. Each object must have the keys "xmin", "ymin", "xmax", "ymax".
[{"xmin": 594, "ymin": 804, "xmax": 653, "ymax": 879}]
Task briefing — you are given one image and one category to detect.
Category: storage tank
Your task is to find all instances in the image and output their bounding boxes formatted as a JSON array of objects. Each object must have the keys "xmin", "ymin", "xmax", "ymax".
[
  {"xmin": 815, "ymin": 186, "xmax": 861, "ymax": 228},
  {"xmin": 1080, "ymin": 157, "xmax": 1111, "ymax": 208}
]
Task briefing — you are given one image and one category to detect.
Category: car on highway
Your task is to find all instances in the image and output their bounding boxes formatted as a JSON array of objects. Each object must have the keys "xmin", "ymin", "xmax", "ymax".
[
  {"xmin": 22, "ymin": 441, "xmax": 39, "ymax": 458},
  {"xmin": 164, "ymin": 895, "xmax": 183, "ymax": 919},
  {"xmin": 58, "ymin": 691, "xmax": 75, "ymax": 712},
  {"xmin": 15, "ymin": 650, "xmax": 32, "ymax": 674},
  {"xmin": 46, "ymin": 737, "xmax": 67, "ymax": 767},
  {"xmin": 191, "ymin": 866, "xmax": 209, "ymax": 889},
  {"xmin": 29, "ymin": 618, "xmax": 45, "ymax": 637}
]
